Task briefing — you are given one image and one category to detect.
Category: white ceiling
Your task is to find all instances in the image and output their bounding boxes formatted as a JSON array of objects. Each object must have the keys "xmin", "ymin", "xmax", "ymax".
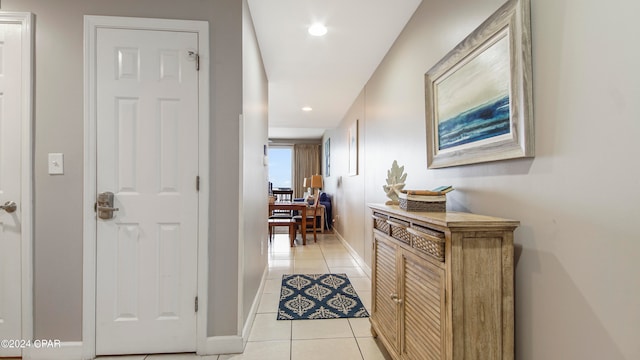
[{"xmin": 247, "ymin": 0, "xmax": 422, "ymax": 140}]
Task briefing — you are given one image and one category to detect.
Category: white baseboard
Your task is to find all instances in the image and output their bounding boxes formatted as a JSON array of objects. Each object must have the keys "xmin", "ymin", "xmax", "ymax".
[
  {"xmin": 333, "ymin": 230, "xmax": 372, "ymax": 278},
  {"xmin": 203, "ymin": 265, "xmax": 268, "ymax": 356},
  {"xmin": 23, "ymin": 341, "xmax": 83, "ymax": 360},
  {"xmin": 241, "ymin": 266, "xmax": 268, "ymax": 343},
  {"xmin": 204, "ymin": 335, "xmax": 243, "ymax": 355},
  {"xmin": 21, "ymin": 336, "xmax": 246, "ymax": 358}
]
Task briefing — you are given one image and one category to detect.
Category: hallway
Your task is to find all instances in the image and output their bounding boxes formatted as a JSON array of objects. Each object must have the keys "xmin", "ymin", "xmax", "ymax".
[{"xmin": 96, "ymin": 232, "xmax": 389, "ymax": 360}]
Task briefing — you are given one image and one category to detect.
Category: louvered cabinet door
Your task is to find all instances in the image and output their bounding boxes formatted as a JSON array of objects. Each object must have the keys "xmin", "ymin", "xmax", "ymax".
[
  {"xmin": 372, "ymin": 234, "xmax": 400, "ymax": 355},
  {"xmin": 401, "ymin": 251, "xmax": 446, "ymax": 360}
]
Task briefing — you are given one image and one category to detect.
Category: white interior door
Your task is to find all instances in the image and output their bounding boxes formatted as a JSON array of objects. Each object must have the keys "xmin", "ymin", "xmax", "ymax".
[
  {"xmin": 0, "ymin": 21, "xmax": 24, "ymax": 358},
  {"xmin": 95, "ymin": 27, "xmax": 200, "ymax": 356}
]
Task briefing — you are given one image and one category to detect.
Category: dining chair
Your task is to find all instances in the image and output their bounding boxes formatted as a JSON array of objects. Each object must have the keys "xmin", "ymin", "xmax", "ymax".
[
  {"xmin": 293, "ymin": 192, "xmax": 320, "ymax": 243},
  {"xmin": 271, "ymin": 189, "xmax": 294, "ymax": 218},
  {"xmin": 272, "ymin": 188, "xmax": 293, "ymax": 201}
]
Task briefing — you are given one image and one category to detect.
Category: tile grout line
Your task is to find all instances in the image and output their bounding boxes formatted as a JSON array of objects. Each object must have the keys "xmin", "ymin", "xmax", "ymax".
[
  {"xmin": 347, "ymin": 317, "xmax": 363, "ymax": 359},
  {"xmin": 289, "ymin": 317, "xmax": 294, "ymax": 360}
]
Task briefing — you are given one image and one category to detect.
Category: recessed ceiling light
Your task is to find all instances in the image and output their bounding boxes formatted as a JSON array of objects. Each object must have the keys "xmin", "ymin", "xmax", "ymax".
[
  {"xmin": 308, "ymin": 23, "xmax": 327, "ymax": 37},
  {"xmin": 302, "ymin": 106, "xmax": 313, "ymax": 112}
]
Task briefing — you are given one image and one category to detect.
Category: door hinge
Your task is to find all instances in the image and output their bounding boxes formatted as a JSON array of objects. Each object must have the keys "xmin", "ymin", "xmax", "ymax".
[
  {"xmin": 195, "ymin": 296, "xmax": 199, "ymax": 312},
  {"xmin": 188, "ymin": 51, "xmax": 200, "ymax": 71},
  {"xmin": 196, "ymin": 176, "xmax": 200, "ymax": 191}
]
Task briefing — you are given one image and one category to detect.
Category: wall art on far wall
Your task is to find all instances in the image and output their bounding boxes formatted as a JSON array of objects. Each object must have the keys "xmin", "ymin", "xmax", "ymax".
[
  {"xmin": 324, "ymin": 138, "xmax": 331, "ymax": 177},
  {"xmin": 348, "ymin": 120, "xmax": 358, "ymax": 176},
  {"xmin": 425, "ymin": 0, "xmax": 533, "ymax": 168}
]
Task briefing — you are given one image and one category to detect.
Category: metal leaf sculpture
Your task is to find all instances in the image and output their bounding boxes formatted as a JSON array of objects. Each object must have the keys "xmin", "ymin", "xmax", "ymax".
[{"xmin": 383, "ymin": 160, "xmax": 407, "ymax": 205}]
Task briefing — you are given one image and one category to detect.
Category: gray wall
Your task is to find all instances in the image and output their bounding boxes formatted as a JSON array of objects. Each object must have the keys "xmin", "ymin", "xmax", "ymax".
[
  {"xmin": 2, "ymin": 0, "xmax": 244, "ymax": 340},
  {"xmin": 241, "ymin": 0, "xmax": 269, "ymax": 330},
  {"xmin": 323, "ymin": 0, "xmax": 640, "ymax": 358}
]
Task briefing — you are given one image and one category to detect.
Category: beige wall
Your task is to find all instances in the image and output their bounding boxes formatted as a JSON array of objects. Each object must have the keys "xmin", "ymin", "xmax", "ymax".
[
  {"xmin": 2, "ymin": 0, "xmax": 245, "ymax": 340},
  {"xmin": 323, "ymin": 92, "xmax": 368, "ymax": 268},
  {"xmin": 241, "ymin": 0, "xmax": 269, "ymax": 331},
  {"xmin": 324, "ymin": 0, "xmax": 640, "ymax": 358}
]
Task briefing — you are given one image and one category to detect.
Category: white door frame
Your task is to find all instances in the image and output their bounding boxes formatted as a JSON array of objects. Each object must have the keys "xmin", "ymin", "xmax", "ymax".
[
  {"xmin": 83, "ymin": 16, "xmax": 210, "ymax": 359},
  {"xmin": 0, "ymin": 11, "xmax": 34, "ymax": 354}
]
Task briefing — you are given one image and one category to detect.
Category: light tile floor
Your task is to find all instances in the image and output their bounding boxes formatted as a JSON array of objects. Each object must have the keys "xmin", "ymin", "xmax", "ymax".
[{"xmin": 96, "ymin": 232, "xmax": 391, "ymax": 360}]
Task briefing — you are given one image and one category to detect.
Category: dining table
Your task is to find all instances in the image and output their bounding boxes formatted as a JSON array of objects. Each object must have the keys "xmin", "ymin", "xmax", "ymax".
[{"xmin": 268, "ymin": 201, "xmax": 309, "ymax": 245}]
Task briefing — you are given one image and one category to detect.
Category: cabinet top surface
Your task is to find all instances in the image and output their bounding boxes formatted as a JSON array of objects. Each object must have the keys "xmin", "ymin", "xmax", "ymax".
[{"xmin": 369, "ymin": 203, "xmax": 519, "ymax": 228}]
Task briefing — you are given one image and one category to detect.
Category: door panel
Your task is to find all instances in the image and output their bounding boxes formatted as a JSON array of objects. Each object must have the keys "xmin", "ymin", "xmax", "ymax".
[
  {"xmin": 401, "ymin": 251, "xmax": 446, "ymax": 360},
  {"xmin": 372, "ymin": 234, "xmax": 399, "ymax": 354},
  {"xmin": 0, "ymin": 22, "xmax": 23, "ymax": 358},
  {"xmin": 95, "ymin": 27, "xmax": 199, "ymax": 355}
]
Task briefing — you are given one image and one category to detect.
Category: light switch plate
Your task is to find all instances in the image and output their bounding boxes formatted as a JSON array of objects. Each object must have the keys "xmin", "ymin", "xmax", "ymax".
[{"xmin": 48, "ymin": 153, "xmax": 64, "ymax": 175}]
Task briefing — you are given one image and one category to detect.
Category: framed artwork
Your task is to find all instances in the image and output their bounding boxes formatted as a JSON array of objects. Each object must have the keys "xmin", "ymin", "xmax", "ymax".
[
  {"xmin": 348, "ymin": 120, "xmax": 358, "ymax": 176},
  {"xmin": 324, "ymin": 138, "xmax": 331, "ymax": 177},
  {"xmin": 425, "ymin": 0, "xmax": 533, "ymax": 168}
]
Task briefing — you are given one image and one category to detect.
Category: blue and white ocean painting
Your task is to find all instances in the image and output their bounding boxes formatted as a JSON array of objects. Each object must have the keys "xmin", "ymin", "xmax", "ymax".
[
  {"xmin": 435, "ymin": 34, "xmax": 511, "ymax": 151},
  {"xmin": 438, "ymin": 95, "xmax": 510, "ymax": 150}
]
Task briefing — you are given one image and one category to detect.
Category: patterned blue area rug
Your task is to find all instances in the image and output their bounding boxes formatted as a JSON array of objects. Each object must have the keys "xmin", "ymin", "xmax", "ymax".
[{"xmin": 278, "ymin": 273, "xmax": 370, "ymax": 320}]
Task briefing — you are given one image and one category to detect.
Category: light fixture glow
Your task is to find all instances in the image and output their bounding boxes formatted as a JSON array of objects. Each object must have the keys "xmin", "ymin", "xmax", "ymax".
[
  {"xmin": 302, "ymin": 106, "xmax": 313, "ymax": 112},
  {"xmin": 308, "ymin": 23, "xmax": 328, "ymax": 36}
]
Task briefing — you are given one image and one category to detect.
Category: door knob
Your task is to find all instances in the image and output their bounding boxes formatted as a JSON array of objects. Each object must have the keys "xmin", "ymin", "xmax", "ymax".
[
  {"xmin": 97, "ymin": 192, "xmax": 119, "ymax": 219},
  {"xmin": 0, "ymin": 201, "xmax": 17, "ymax": 213},
  {"xmin": 390, "ymin": 293, "xmax": 403, "ymax": 305}
]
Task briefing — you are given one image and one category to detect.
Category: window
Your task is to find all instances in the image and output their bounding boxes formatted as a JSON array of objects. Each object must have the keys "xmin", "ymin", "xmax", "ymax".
[{"xmin": 268, "ymin": 146, "xmax": 293, "ymax": 189}]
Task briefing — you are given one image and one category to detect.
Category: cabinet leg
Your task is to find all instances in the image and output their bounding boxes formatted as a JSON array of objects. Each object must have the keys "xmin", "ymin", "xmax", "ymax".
[{"xmin": 370, "ymin": 326, "xmax": 378, "ymax": 338}]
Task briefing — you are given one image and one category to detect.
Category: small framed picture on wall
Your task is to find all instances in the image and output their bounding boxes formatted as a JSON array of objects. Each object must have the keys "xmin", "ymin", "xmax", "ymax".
[
  {"xmin": 325, "ymin": 138, "xmax": 331, "ymax": 177},
  {"xmin": 348, "ymin": 120, "xmax": 358, "ymax": 176}
]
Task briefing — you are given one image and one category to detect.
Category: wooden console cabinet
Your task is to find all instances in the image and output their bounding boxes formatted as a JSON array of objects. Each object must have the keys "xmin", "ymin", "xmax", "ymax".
[{"xmin": 368, "ymin": 204, "xmax": 518, "ymax": 360}]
